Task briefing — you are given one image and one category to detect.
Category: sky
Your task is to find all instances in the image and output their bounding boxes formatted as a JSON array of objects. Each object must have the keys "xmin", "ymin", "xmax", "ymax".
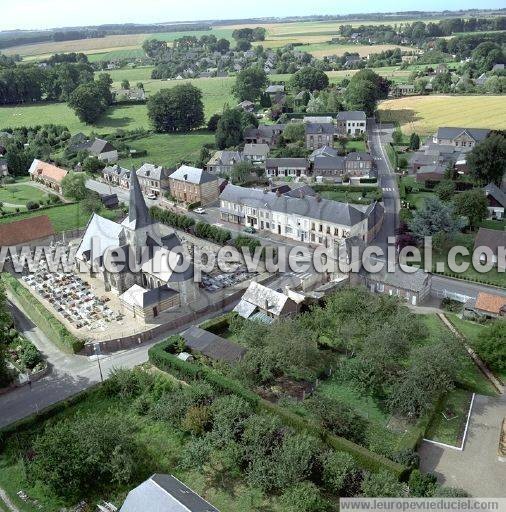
[{"xmin": 0, "ymin": 0, "xmax": 504, "ymax": 31}]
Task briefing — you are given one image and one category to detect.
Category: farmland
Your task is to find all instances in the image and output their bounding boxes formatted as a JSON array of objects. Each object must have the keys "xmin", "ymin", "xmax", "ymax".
[
  {"xmin": 378, "ymin": 95, "xmax": 506, "ymax": 135},
  {"xmin": 295, "ymin": 43, "xmax": 416, "ymax": 58}
]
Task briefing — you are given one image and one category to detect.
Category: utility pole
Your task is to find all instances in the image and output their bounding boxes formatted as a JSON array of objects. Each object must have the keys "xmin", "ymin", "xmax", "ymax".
[{"xmin": 93, "ymin": 343, "xmax": 104, "ymax": 383}]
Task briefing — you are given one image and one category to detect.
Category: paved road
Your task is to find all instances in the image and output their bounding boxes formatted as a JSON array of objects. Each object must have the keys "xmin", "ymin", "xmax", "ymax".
[
  {"xmin": 419, "ymin": 392, "xmax": 506, "ymax": 497},
  {"xmin": 431, "ymin": 274, "xmax": 506, "ymax": 300}
]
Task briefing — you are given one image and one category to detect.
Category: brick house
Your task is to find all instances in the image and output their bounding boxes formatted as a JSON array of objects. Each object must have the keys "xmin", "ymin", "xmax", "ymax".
[
  {"xmin": 169, "ymin": 165, "xmax": 219, "ymax": 206},
  {"xmin": 305, "ymin": 123, "xmax": 336, "ymax": 150}
]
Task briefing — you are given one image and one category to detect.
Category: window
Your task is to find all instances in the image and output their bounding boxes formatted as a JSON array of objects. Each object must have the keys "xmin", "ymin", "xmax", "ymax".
[{"xmin": 377, "ymin": 283, "xmax": 384, "ymax": 292}]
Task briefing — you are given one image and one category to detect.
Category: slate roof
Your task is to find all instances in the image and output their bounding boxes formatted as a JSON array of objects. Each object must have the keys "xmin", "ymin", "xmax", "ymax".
[
  {"xmin": 100, "ymin": 193, "xmax": 119, "ymax": 208},
  {"xmin": 235, "ymin": 281, "xmax": 296, "ymax": 317},
  {"xmin": 243, "ymin": 143, "xmax": 270, "ymax": 157},
  {"xmin": 244, "ymin": 124, "xmax": 286, "ymax": 140},
  {"xmin": 170, "ymin": 165, "xmax": 217, "ymax": 185},
  {"xmin": 103, "ymin": 164, "xmax": 130, "ymax": 179},
  {"xmin": 337, "ymin": 111, "xmax": 367, "ymax": 121},
  {"xmin": 0, "ymin": 215, "xmax": 54, "ymax": 246},
  {"xmin": 122, "ymin": 168, "xmax": 153, "ymax": 230},
  {"xmin": 346, "ymin": 151, "xmax": 373, "ymax": 162},
  {"xmin": 474, "ymin": 228, "xmax": 506, "ymax": 253},
  {"xmin": 119, "ymin": 473, "xmax": 220, "ymax": 512},
  {"xmin": 309, "ymin": 145, "xmax": 338, "ymax": 160},
  {"xmin": 266, "ymin": 84, "xmax": 285, "ymax": 94},
  {"xmin": 364, "ymin": 264, "xmax": 430, "ymax": 292},
  {"xmin": 284, "ymin": 185, "xmax": 317, "ymax": 198},
  {"xmin": 265, "ymin": 158, "xmax": 308, "ymax": 168},
  {"xmin": 305, "ymin": 123, "xmax": 336, "ymax": 135},
  {"xmin": 220, "ymin": 184, "xmax": 365, "ymax": 226},
  {"xmin": 207, "ymin": 151, "xmax": 242, "ymax": 167},
  {"xmin": 137, "ymin": 163, "xmax": 168, "ymax": 181},
  {"xmin": 313, "ymin": 156, "xmax": 345, "ymax": 171},
  {"xmin": 120, "ymin": 284, "xmax": 178, "ymax": 309},
  {"xmin": 181, "ymin": 326, "xmax": 246, "ymax": 363},
  {"xmin": 88, "ymin": 138, "xmax": 116, "ymax": 155},
  {"xmin": 75, "ymin": 213, "xmax": 124, "ymax": 261},
  {"xmin": 484, "ymin": 183, "xmax": 506, "ymax": 208},
  {"xmin": 435, "ymin": 127, "xmax": 490, "ymax": 142}
]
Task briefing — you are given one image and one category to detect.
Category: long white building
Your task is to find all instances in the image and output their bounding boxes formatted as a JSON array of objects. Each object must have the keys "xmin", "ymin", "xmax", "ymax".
[{"xmin": 220, "ymin": 184, "xmax": 384, "ymax": 247}]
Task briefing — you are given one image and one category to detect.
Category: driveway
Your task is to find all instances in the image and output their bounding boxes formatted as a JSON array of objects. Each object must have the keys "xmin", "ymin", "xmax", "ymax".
[{"xmin": 419, "ymin": 392, "xmax": 506, "ymax": 497}]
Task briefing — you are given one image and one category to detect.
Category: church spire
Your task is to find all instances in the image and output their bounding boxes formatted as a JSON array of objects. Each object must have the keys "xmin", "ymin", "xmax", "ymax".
[{"xmin": 126, "ymin": 167, "xmax": 152, "ymax": 230}]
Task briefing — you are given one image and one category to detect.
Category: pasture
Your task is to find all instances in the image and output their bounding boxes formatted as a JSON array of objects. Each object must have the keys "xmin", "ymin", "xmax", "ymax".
[
  {"xmin": 295, "ymin": 42, "xmax": 416, "ymax": 58},
  {"xmin": 378, "ymin": 95, "xmax": 506, "ymax": 135}
]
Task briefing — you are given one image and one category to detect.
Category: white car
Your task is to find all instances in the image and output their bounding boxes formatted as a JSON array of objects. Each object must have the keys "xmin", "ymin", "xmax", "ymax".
[
  {"xmin": 146, "ymin": 193, "xmax": 157, "ymax": 200},
  {"xmin": 194, "ymin": 207, "xmax": 206, "ymax": 214}
]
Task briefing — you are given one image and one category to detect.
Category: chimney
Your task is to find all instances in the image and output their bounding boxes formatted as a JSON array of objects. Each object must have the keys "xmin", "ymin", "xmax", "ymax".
[{"xmin": 276, "ymin": 189, "xmax": 281, "ymax": 197}]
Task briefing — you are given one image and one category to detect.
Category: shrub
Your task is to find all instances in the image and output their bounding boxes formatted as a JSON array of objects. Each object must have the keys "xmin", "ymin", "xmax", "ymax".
[
  {"xmin": 19, "ymin": 343, "xmax": 42, "ymax": 370},
  {"xmin": 26, "ymin": 201, "xmax": 40, "ymax": 210}
]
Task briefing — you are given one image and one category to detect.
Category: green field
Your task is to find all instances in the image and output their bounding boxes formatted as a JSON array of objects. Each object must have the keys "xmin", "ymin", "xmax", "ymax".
[
  {"xmin": 0, "ymin": 183, "xmax": 52, "ymax": 209},
  {"xmin": 425, "ymin": 389, "xmax": 473, "ymax": 446},
  {"xmin": 0, "ymin": 203, "xmax": 121, "ymax": 232},
  {"xmin": 118, "ymin": 131, "xmax": 214, "ymax": 169}
]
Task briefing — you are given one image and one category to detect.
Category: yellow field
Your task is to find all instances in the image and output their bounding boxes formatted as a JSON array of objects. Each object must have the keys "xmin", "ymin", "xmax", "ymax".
[
  {"xmin": 378, "ymin": 95, "xmax": 506, "ymax": 135},
  {"xmin": 305, "ymin": 43, "xmax": 412, "ymax": 58}
]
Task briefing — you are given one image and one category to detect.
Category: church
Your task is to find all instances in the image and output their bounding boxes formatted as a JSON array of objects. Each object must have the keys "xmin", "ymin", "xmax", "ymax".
[{"xmin": 75, "ymin": 169, "xmax": 198, "ymax": 321}]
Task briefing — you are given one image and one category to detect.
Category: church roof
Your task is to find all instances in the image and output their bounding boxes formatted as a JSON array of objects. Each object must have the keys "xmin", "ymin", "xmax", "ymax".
[
  {"xmin": 75, "ymin": 213, "xmax": 124, "ymax": 261},
  {"xmin": 121, "ymin": 168, "xmax": 153, "ymax": 231}
]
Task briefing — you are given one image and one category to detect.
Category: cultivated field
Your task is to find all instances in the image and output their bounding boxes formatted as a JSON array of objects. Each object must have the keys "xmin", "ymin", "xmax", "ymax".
[
  {"xmin": 296, "ymin": 42, "xmax": 416, "ymax": 58},
  {"xmin": 378, "ymin": 95, "xmax": 506, "ymax": 135}
]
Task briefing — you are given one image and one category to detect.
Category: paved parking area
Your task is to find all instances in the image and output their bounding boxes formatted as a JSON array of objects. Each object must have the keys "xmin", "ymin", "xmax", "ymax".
[{"xmin": 419, "ymin": 393, "xmax": 506, "ymax": 497}]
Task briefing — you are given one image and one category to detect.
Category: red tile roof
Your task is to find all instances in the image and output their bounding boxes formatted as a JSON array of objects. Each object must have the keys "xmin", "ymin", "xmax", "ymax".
[
  {"xmin": 0, "ymin": 215, "xmax": 54, "ymax": 246},
  {"xmin": 475, "ymin": 292, "xmax": 506, "ymax": 315}
]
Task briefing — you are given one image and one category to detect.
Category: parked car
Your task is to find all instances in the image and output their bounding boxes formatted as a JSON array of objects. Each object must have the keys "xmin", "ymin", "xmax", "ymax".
[
  {"xmin": 243, "ymin": 226, "xmax": 257, "ymax": 234},
  {"xmin": 146, "ymin": 193, "xmax": 157, "ymax": 200},
  {"xmin": 194, "ymin": 207, "xmax": 206, "ymax": 214}
]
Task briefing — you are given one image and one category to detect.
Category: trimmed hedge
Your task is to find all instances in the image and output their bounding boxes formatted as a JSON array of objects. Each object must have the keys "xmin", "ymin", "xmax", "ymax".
[
  {"xmin": 3, "ymin": 274, "xmax": 84, "ymax": 354},
  {"xmin": 149, "ymin": 339, "xmax": 407, "ymax": 478},
  {"xmin": 150, "ymin": 206, "xmax": 195, "ymax": 230},
  {"xmin": 199, "ymin": 313, "xmax": 232, "ymax": 335}
]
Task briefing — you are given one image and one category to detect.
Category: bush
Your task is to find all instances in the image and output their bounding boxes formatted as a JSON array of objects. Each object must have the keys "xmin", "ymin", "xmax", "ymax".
[
  {"xmin": 19, "ymin": 343, "xmax": 43, "ymax": 370},
  {"xmin": 26, "ymin": 201, "xmax": 40, "ymax": 210},
  {"xmin": 149, "ymin": 206, "xmax": 195, "ymax": 230}
]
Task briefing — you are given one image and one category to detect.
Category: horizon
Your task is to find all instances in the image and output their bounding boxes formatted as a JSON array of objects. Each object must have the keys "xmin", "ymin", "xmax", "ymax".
[{"xmin": 1, "ymin": 1, "xmax": 505, "ymax": 32}]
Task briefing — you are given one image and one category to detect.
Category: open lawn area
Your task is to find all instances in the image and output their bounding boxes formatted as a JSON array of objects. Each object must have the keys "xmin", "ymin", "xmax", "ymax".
[
  {"xmin": 319, "ymin": 188, "xmax": 380, "ymax": 205},
  {"xmin": 0, "ymin": 183, "xmax": 53, "ymax": 210},
  {"xmin": 378, "ymin": 95, "xmax": 506, "ymax": 135},
  {"xmin": 0, "ymin": 203, "xmax": 122, "ymax": 232},
  {"xmin": 118, "ymin": 131, "xmax": 214, "ymax": 169},
  {"xmin": 425, "ymin": 389, "xmax": 473, "ymax": 447}
]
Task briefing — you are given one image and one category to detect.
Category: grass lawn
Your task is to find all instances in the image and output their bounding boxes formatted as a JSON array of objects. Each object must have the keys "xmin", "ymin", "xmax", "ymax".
[
  {"xmin": 320, "ymin": 189, "xmax": 378, "ymax": 204},
  {"xmin": 405, "ymin": 191, "xmax": 435, "ymax": 209},
  {"xmin": 117, "ymin": 131, "xmax": 214, "ymax": 169},
  {"xmin": 346, "ymin": 140, "xmax": 367, "ymax": 152},
  {"xmin": 0, "ymin": 203, "xmax": 122, "ymax": 232},
  {"xmin": 478, "ymin": 218, "xmax": 506, "ymax": 231},
  {"xmin": 378, "ymin": 95, "xmax": 506, "ymax": 135},
  {"xmin": 418, "ymin": 314, "xmax": 497, "ymax": 396},
  {"xmin": 0, "ymin": 183, "xmax": 51, "ymax": 208},
  {"xmin": 425, "ymin": 389, "xmax": 473, "ymax": 447}
]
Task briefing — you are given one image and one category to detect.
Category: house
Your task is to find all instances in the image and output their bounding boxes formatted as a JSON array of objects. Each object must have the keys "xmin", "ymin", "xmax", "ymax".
[
  {"xmin": 102, "ymin": 165, "xmax": 131, "ymax": 189},
  {"xmin": 206, "ymin": 150, "xmax": 243, "ymax": 174},
  {"xmin": 313, "ymin": 156, "xmax": 346, "ymax": 178},
  {"xmin": 432, "ymin": 127, "xmax": 490, "ymax": 150},
  {"xmin": 305, "ymin": 123, "xmax": 336, "ymax": 150},
  {"xmin": 120, "ymin": 284, "xmax": 180, "ymax": 321},
  {"xmin": 308, "ymin": 145, "xmax": 338, "ymax": 162},
  {"xmin": 483, "ymin": 183, "xmax": 506, "ymax": 219},
  {"xmin": 392, "ymin": 84, "xmax": 415, "ymax": 97},
  {"xmin": 119, "ymin": 474, "xmax": 220, "ymax": 512},
  {"xmin": 220, "ymin": 184, "xmax": 378, "ymax": 246},
  {"xmin": 303, "ymin": 116, "xmax": 334, "ymax": 125},
  {"xmin": 474, "ymin": 73, "xmax": 489, "ymax": 86},
  {"xmin": 415, "ymin": 164, "xmax": 446, "ymax": 187},
  {"xmin": 244, "ymin": 124, "xmax": 286, "ymax": 145},
  {"xmin": 265, "ymin": 84, "xmax": 285, "ymax": 96},
  {"xmin": 345, "ymin": 152, "xmax": 374, "ymax": 176},
  {"xmin": 100, "ymin": 193, "xmax": 119, "ymax": 209},
  {"xmin": 137, "ymin": 163, "xmax": 170, "ymax": 197},
  {"xmin": 435, "ymin": 63, "xmax": 449, "ymax": 75},
  {"xmin": 0, "ymin": 157, "xmax": 8, "ymax": 176},
  {"xmin": 336, "ymin": 111, "xmax": 367, "ymax": 136},
  {"xmin": 0, "ymin": 215, "xmax": 54, "ymax": 247},
  {"xmin": 69, "ymin": 135, "xmax": 118, "ymax": 163},
  {"xmin": 361, "ymin": 265, "xmax": 432, "ymax": 306},
  {"xmin": 492, "ymin": 63, "xmax": 505, "ymax": 72},
  {"xmin": 265, "ymin": 158, "xmax": 308, "ymax": 178},
  {"xmin": 473, "ymin": 228, "xmax": 506, "ymax": 270},
  {"xmin": 180, "ymin": 325, "xmax": 246, "ymax": 363},
  {"xmin": 28, "ymin": 159, "xmax": 68, "ymax": 194},
  {"xmin": 284, "ymin": 185, "xmax": 317, "ymax": 198},
  {"xmin": 464, "ymin": 292, "xmax": 506, "ymax": 320},
  {"xmin": 234, "ymin": 281, "xmax": 299, "ymax": 322},
  {"xmin": 243, "ymin": 143, "xmax": 270, "ymax": 166},
  {"xmin": 169, "ymin": 165, "xmax": 219, "ymax": 206},
  {"xmin": 237, "ymin": 100, "xmax": 255, "ymax": 112},
  {"xmin": 114, "ymin": 87, "xmax": 146, "ymax": 101}
]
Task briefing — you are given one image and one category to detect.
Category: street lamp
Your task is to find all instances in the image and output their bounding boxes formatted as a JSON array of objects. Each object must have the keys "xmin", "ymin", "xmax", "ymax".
[{"xmin": 93, "ymin": 343, "xmax": 104, "ymax": 383}]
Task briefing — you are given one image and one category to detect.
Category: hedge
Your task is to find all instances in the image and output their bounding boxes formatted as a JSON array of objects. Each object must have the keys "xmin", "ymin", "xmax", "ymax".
[
  {"xmin": 150, "ymin": 206, "xmax": 195, "ymax": 230},
  {"xmin": 149, "ymin": 339, "xmax": 407, "ymax": 478},
  {"xmin": 2, "ymin": 274, "xmax": 84, "ymax": 354},
  {"xmin": 199, "ymin": 313, "xmax": 232, "ymax": 334},
  {"xmin": 0, "ymin": 201, "xmax": 76, "ymax": 221},
  {"xmin": 312, "ymin": 184, "xmax": 383, "ymax": 196}
]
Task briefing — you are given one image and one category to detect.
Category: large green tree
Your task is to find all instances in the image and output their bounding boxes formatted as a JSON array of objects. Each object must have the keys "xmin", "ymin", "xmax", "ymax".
[
  {"xmin": 344, "ymin": 69, "xmax": 390, "ymax": 116},
  {"xmin": 453, "ymin": 188, "xmax": 488, "ymax": 228},
  {"xmin": 68, "ymin": 81, "xmax": 108, "ymax": 124},
  {"xmin": 472, "ymin": 320, "xmax": 506, "ymax": 373},
  {"xmin": 147, "ymin": 84, "xmax": 204, "ymax": 132},
  {"xmin": 61, "ymin": 172, "xmax": 87, "ymax": 200},
  {"xmin": 233, "ymin": 67, "xmax": 268, "ymax": 102},
  {"xmin": 290, "ymin": 67, "xmax": 329, "ymax": 93},
  {"xmin": 467, "ymin": 132, "xmax": 506, "ymax": 185}
]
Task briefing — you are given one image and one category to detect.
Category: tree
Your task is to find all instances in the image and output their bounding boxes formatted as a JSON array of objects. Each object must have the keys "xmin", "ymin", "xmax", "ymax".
[
  {"xmin": 392, "ymin": 128, "xmax": 403, "ymax": 145},
  {"xmin": 215, "ymin": 108, "xmax": 244, "ymax": 149},
  {"xmin": 467, "ymin": 132, "xmax": 506, "ymax": 185},
  {"xmin": 409, "ymin": 470, "xmax": 438, "ymax": 497},
  {"xmin": 361, "ymin": 470, "xmax": 408, "ymax": 497},
  {"xmin": 61, "ymin": 172, "xmax": 87, "ymax": 200},
  {"xmin": 322, "ymin": 451, "xmax": 361, "ymax": 495},
  {"xmin": 282, "ymin": 123, "xmax": 305, "ymax": 143},
  {"xmin": 434, "ymin": 180, "xmax": 456, "ymax": 201},
  {"xmin": 82, "ymin": 190, "xmax": 103, "ymax": 214},
  {"xmin": 68, "ymin": 82, "xmax": 108, "ymax": 124},
  {"xmin": 121, "ymin": 79, "xmax": 130, "ymax": 90},
  {"xmin": 306, "ymin": 97, "xmax": 327, "ymax": 114},
  {"xmin": 453, "ymin": 188, "xmax": 488, "ymax": 228},
  {"xmin": 344, "ymin": 79, "xmax": 377, "ymax": 117},
  {"xmin": 207, "ymin": 113, "xmax": 221, "ymax": 132},
  {"xmin": 233, "ymin": 67, "xmax": 268, "ymax": 102},
  {"xmin": 147, "ymin": 84, "xmax": 204, "ymax": 132},
  {"xmin": 409, "ymin": 196, "xmax": 464, "ymax": 241},
  {"xmin": 231, "ymin": 161, "xmax": 256, "ymax": 184},
  {"xmin": 236, "ymin": 39, "xmax": 252, "ymax": 51},
  {"xmin": 259, "ymin": 92, "xmax": 272, "ymax": 108},
  {"xmin": 409, "ymin": 132, "xmax": 421, "ymax": 150},
  {"xmin": 0, "ymin": 344, "xmax": 12, "ymax": 388},
  {"xmin": 290, "ymin": 67, "xmax": 329, "ymax": 92},
  {"xmin": 472, "ymin": 320, "xmax": 506, "ymax": 373},
  {"xmin": 281, "ymin": 482, "xmax": 329, "ymax": 512}
]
